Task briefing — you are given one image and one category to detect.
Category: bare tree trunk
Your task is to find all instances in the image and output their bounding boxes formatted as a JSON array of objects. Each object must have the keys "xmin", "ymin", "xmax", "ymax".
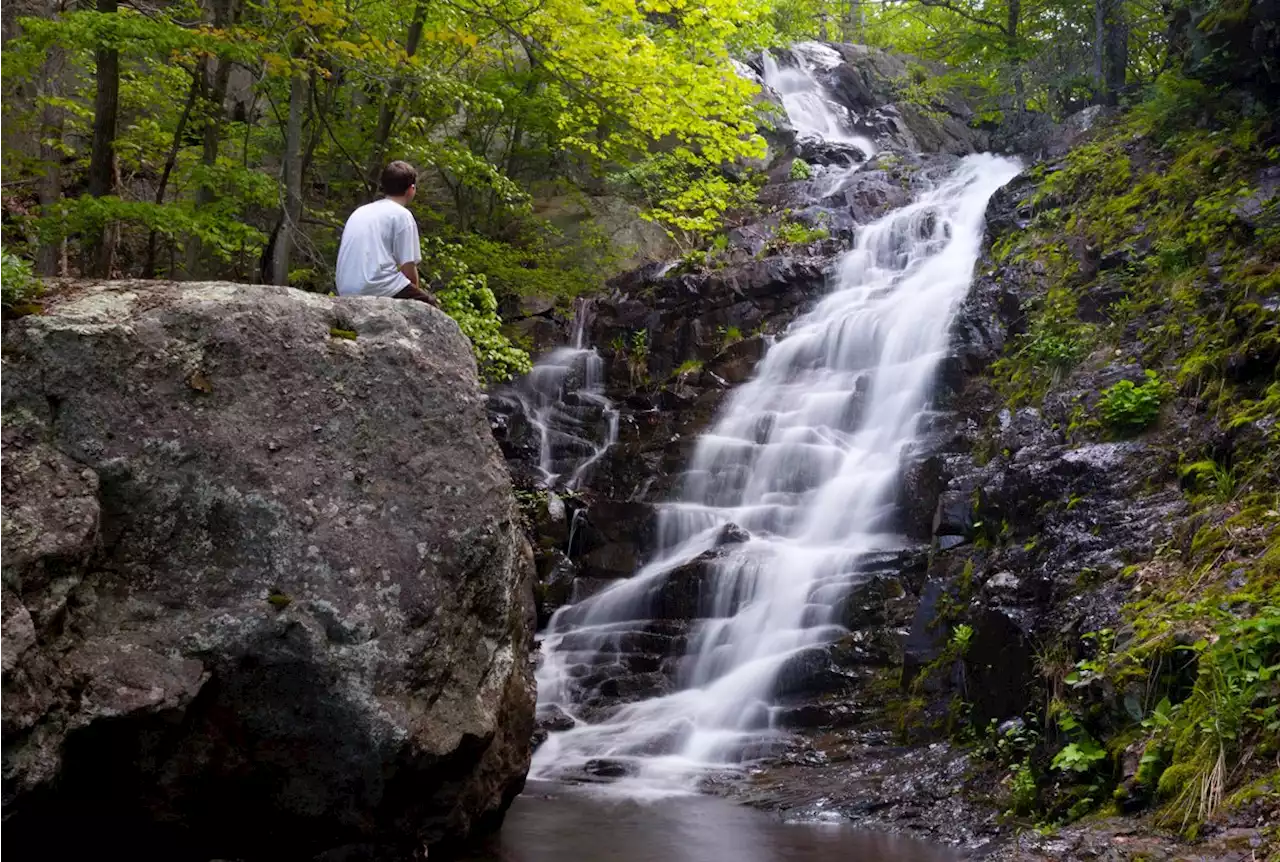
[
  {"xmin": 1094, "ymin": 0, "xmax": 1106, "ymax": 102},
  {"xmin": 86, "ymin": 0, "xmax": 120, "ymax": 277},
  {"xmin": 270, "ymin": 70, "xmax": 307, "ymax": 285},
  {"xmin": 1104, "ymin": 4, "xmax": 1129, "ymax": 105},
  {"xmin": 1094, "ymin": 0, "xmax": 1127, "ymax": 105},
  {"xmin": 35, "ymin": 44, "xmax": 66, "ymax": 276},
  {"xmin": 367, "ymin": 1, "xmax": 427, "ymax": 190},
  {"xmin": 185, "ymin": 0, "xmax": 239, "ymax": 277}
]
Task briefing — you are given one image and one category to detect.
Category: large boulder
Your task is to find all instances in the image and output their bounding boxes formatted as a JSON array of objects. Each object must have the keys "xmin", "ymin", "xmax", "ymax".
[{"xmin": 0, "ymin": 282, "xmax": 536, "ymax": 860}]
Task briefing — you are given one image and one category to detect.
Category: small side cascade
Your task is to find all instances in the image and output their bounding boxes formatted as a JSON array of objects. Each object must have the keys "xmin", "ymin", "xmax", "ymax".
[{"xmin": 511, "ymin": 300, "xmax": 620, "ymax": 492}]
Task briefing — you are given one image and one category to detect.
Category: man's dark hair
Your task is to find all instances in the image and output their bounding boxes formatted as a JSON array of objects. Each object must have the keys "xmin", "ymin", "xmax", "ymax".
[{"xmin": 380, "ymin": 160, "xmax": 417, "ymax": 196}]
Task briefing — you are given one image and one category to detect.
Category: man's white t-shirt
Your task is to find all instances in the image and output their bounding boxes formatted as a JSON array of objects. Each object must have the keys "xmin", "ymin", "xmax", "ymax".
[{"xmin": 334, "ymin": 198, "xmax": 421, "ymax": 297}]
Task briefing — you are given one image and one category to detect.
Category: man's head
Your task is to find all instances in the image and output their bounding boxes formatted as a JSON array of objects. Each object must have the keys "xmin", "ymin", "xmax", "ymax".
[{"xmin": 381, "ymin": 160, "xmax": 417, "ymax": 202}]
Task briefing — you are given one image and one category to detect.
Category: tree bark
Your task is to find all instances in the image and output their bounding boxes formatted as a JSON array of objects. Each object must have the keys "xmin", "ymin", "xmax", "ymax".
[
  {"xmin": 270, "ymin": 69, "xmax": 308, "ymax": 285},
  {"xmin": 185, "ymin": 0, "xmax": 239, "ymax": 276},
  {"xmin": 367, "ymin": 0, "xmax": 427, "ymax": 191},
  {"xmin": 35, "ymin": 44, "xmax": 67, "ymax": 277},
  {"xmin": 86, "ymin": 0, "xmax": 120, "ymax": 277},
  {"xmin": 1094, "ymin": 0, "xmax": 1128, "ymax": 105},
  {"xmin": 1007, "ymin": 0, "xmax": 1024, "ymax": 111},
  {"xmin": 1104, "ymin": 2, "xmax": 1129, "ymax": 105}
]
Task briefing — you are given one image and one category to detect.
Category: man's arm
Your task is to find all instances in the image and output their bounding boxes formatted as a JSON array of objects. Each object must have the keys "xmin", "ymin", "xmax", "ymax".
[{"xmin": 399, "ymin": 261, "xmax": 419, "ymax": 288}]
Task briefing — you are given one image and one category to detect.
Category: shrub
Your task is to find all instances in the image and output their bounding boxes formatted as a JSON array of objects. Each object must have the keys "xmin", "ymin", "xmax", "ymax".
[
  {"xmin": 789, "ymin": 158, "xmax": 812, "ymax": 180},
  {"xmin": 1099, "ymin": 371, "xmax": 1166, "ymax": 435},
  {"xmin": 424, "ymin": 239, "xmax": 531, "ymax": 383},
  {"xmin": 2, "ymin": 251, "xmax": 42, "ymax": 311}
]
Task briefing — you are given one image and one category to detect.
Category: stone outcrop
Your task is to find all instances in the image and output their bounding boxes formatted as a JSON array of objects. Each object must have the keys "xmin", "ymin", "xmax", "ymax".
[{"xmin": 1, "ymin": 282, "xmax": 536, "ymax": 860}]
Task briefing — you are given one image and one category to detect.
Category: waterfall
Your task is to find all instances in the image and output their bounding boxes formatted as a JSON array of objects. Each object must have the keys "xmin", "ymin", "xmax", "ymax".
[
  {"xmin": 513, "ymin": 301, "xmax": 620, "ymax": 491},
  {"xmin": 530, "ymin": 48, "xmax": 1020, "ymax": 793},
  {"xmin": 762, "ymin": 43, "xmax": 877, "ymax": 196}
]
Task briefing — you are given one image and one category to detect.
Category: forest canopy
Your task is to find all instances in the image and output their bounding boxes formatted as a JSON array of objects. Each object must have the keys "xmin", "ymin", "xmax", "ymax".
[{"xmin": 0, "ymin": 0, "xmax": 1255, "ymax": 377}]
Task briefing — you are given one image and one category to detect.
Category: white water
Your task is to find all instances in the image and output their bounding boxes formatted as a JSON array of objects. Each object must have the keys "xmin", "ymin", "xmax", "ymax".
[
  {"xmin": 513, "ymin": 303, "xmax": 619, "ymax": 491},
  {"xmin": 762, "ymin": 43, "xmax": 876, "ymax": 195},
  {"xmin": 531, "ymin": 54, "xmax": 1020, "ymax": 794}
]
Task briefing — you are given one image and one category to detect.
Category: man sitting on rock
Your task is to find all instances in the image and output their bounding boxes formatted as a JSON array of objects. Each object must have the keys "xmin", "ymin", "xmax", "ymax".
[{"xmin": 335, "ymin": 160, "xmax": 437, "ymax": 306}]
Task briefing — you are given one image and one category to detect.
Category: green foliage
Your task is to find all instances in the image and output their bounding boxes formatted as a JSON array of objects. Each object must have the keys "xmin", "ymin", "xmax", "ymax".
[
  {"xmin": 1099, "ymin": 371, "xmax": 1167, "ymax": 436},
  {"xmin": 1, "ymin": 251, "xmax": 42, "ymax": 311},
  {"xmin": 1051, "ymin": 738, "xmax": 1107, "ymax": 774},
  {"xmin": 1008, "ymin": 759, "xmax": 1039, "ymax": 816},
  {"xmin": 950, "ymin": 623, "xmax": 975, "ymax": 656},
  {"xmin": 2, "ymin": 0, "xmax": 796, "ymax": 284},
  {"xmin": 612, "ymin": 154, "xmax": 764, "ymax": 248},
  {"xmin": 674, "ymin": 358, "xmax": 703, "ymax": 377},
  {"xmin": 718, "ymin": 325, "xmax": 744, "ymax": 349},
  {"xmin": 788, "ymin": 158, "xmax": 811, "ymax": 181},
  {"xmin": 1179, "ymin": 459, "xmax": 1239, "ymax": 503},
  {"xmin": 444, "ymin": 223, "xmax": 614, "ymax": 305},
  {"xmin": 769, "ymin": 213, "xmax": 829, "ymax": 249},
  {"xmin": 426, "ymin": 241, "xmax": 531, "ymax": 383},
  {"xmin": 328, "ymin": 327, "xmax": 357, "ymax": 340}
]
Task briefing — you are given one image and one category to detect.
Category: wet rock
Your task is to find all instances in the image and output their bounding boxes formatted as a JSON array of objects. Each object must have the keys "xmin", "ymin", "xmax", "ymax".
[
  {"xmin": 708, "ymin": 336, "xmax": 768, "ymax": 385},
  {"xmin": 796, "ymin": 136, "xmax": 869, "ymax": 167},
  {"xmin": 579, "ymin": 542, "xmax": 640, "ymax": 579},
  {"xmin": 583, "ymin": 759, "xmax": 636, "ymax": 779},
  {"xmin": 1, "ymin": 281, "xmax": 536, "ymax": 860},
  {"xmin": 712, "ymin": 522, "xmax": 751, "ymax": 546}
]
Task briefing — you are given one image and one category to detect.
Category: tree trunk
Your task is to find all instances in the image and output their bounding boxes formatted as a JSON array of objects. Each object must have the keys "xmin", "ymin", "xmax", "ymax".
[
  {"xmin": 185, "ymin": 0, "xmax": 239, "ymax": 276},
  {"xmin": 1104, "ymin": 3, "xmax": 1129, "ymax": 105},
  {"xmin": 35, "ymin": 44, "xmax": 67, "ymax": 277},
  {"xmin": 270, "ymin": 70, "xmax": 308, "ymax": 285},
  {"xmin": 86, "ymin": 0, "xmax": 120, "ymax": 277},
  {"xmin": 367, "ymin": 1, "xmax": 427, "ymax": 190},
  {"xmin": 144, "ymin": 72, "xmax": 200, "ymax": 278},
  {"xmin": 1007, "ymin": 0, "xmax": 1024, "ymax": 111},
  {"xmin": 1094, "ymin": 0, "xmax": 1127, "ymax": 105}
]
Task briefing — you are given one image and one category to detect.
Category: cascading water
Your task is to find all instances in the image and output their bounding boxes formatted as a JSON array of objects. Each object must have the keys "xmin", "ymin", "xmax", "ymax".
[
  {"xmin": 530, "ymin": 50, "xmax": 1020, "ymax": 793},
  {"xmin": 513, "ymin": 302, "xmax": 619, "ymax": 491},
  {"xmin": 762, "ymin": 43, "xmax": 876, "ymax": 194}
]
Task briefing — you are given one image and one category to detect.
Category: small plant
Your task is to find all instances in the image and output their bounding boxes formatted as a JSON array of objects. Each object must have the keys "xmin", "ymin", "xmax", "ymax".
[
  {"xmin": 771, "ymin": 213, "xmax": 829, "ymax": 248},
  {"xmin": 950, "ymin": 623, "xmax": 975, "ymax": 656},
  {"xmin": 673, "ymin": 358, "xmax": 703, "ymax": 377},
  {"xmin": 717, "ymin": 324, "xmax": 743, "ymax": 349},
  {"xmin": 789, "ymin": 158, "xmax": 812, "ymax": 181},
  {"xmin": 1051, "ymin": 738, "xmax": 1107, "ymax": 773},
  {"xmin": 1007, "ymin": 759, "xmax": 1039, "ymax": 816},
  {"xmin": 624, "ymin": 328, "xmax": 650, "ymax": 383},
  {"xmin": 1179, "ymin": 458, "xmax": 1238, "ymax": 503},
  {"xmin": 1099, "ymin": 370, "xmax": 1166, "ymax": 435},
  {"xmin": 2, "ymin": 252, "xmax": 42, "ymax": 313}
]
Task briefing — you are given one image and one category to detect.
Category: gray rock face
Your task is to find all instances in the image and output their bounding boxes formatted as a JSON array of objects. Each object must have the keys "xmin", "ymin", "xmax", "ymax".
[{"xmin": 1, "ymin": 282, "xmax": 536, "ymax": 860}]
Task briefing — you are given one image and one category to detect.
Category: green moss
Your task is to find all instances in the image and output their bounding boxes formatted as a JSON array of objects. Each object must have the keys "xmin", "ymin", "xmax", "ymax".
[{"xmin": 329, "ymin": 327, "xmax": 358, "ymax": 340}]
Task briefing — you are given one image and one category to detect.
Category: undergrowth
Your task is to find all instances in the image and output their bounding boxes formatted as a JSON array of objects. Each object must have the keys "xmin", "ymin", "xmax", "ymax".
[{"xmin": 952, "ymin": 73, "xmax": 1280, "ymax": 839}]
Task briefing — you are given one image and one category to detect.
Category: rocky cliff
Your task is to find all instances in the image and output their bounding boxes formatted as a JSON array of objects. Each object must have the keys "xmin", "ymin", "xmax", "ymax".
[
  {"xmin": 1, "ymin": 282, "xmax": 536, "ymax": 860},
  {"xmin": 492, "ymin": 40, "xmax": 1278, "ymax": 861}
]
